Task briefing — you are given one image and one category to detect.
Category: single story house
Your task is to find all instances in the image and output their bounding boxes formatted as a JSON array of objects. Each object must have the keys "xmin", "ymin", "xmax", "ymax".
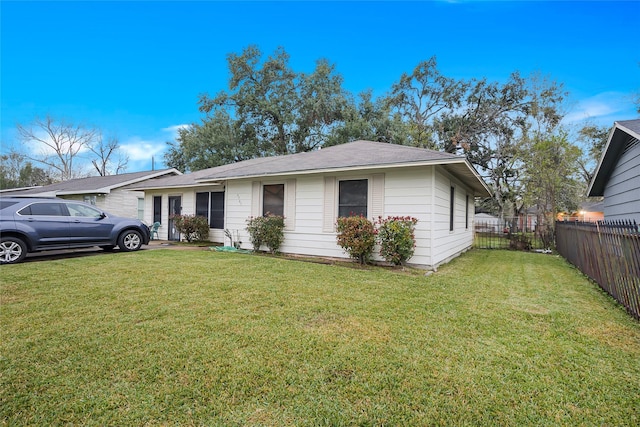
[
  {"xmin": 1, "ymin": 169, "xmax": 181, "ymax": 220},
  {"xmin": 129, "ymin": 141, "xmax": 491, "ymax": 268},
  {"xmin": 474, "ymin": 213, "xmax": 501, "ymax": 233},
  {"xmin": 587, "ymin": 119, "xmax": 640, "ymax": 223},
  {"xmin": 557, "ymin": 200, "xmax": 604, "ymax": 223}
]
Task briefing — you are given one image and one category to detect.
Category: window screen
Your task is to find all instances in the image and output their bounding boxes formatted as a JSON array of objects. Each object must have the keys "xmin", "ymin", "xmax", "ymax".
[
  {"xmin": 153, "ymin": 196, "xmax": 162, "ymax": 224},
  {"xmin": 263, "ymin": 184, "xmax": 284, "ymax": 217},
  {"xmin": 210, "ymin": 192, "xmax": 225, "ymax": 229},
  {"xmin": 338, "ymin": 179, "xmax": 368, "ymax": 218}
]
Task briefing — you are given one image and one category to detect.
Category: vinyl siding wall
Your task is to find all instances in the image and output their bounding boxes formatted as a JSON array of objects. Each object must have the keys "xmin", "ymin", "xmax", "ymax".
[
  {"xmin": 603, "ymin": 138, "xmax": 640, "ymax": 223},
  {"xmin": 144, "ymin": 165, "xmax": 476, "ymax": 268},
  {"xmin": 61, "ymin": 189, "xmax": 145, "ymax": 219},
  {"xmin": 430, "ymin": 169, "xmax": 474, "ymax": 266}
]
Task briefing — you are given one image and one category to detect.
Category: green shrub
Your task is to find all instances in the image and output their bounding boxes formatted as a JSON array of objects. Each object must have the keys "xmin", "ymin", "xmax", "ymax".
[
  {"xmin": 376, "ymin": 216, "xmax": 418, "ymax": 266},
  {"xmin": 170, "ymin": 215, "xmax": 210, "ymax": 242},
  {"xmin": 336, "ymin": 215, "xmax": 376, "ymax": 264},
  {"xmin": 246, "ymin": 215, "xmax": 285, "ymax": 254}
]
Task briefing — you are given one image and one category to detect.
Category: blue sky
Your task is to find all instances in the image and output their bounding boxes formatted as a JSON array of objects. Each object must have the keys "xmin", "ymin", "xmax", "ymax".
[{"xmin": 1, "ymin": 1, "xmax": 639, "ymax": 173}]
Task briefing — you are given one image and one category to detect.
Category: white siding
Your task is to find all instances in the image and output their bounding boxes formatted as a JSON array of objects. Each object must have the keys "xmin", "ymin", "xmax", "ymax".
[
  {"xmin": 225, "ymin": 181, "xmax": 254, "ymax": 248},
  {"xmin": 430, "ymin": 169, "xmax": 474, "ymax": 267},
  {"xmin": 61, "ymin": 189, "xmax": 145, "ymax": 219},
  {"xmin": 603, "ymin": 139, "xmax": 640, "ymax": 223},
  {"xmin": 383, "ymin": 167, "xmax": 433, "ymax": 267},
  {"xmin": 145, "ymin": 165, "xmax": 478, "ymax": 268}
]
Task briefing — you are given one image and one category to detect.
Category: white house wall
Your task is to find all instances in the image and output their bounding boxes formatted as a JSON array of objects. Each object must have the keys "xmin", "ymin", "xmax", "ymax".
[
  {"xmin": 62, "ymin": 189, "xmax": 144, "ymax": 219},
  {"xmin": 145, "ymin": 165, "xmax": 477, "ymax": 269},
  {"xmin": 430, "ymin": 168, "xmax": 474, "ymax": 266}
]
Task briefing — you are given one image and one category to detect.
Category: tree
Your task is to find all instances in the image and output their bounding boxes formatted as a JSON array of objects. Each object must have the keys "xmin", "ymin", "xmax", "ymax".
[
  {"xmin": 0, "ymin": 151, "xmax": 52, "ymax": 189},
  {"xmin": 89, "ymin": 134, "xmax": 128, "ymax": 176},
  {"xmin": 576, "ymin": 123, "xmax": 609, "ymax": 185},
  {"xmin": 522, "ymin": 132, "xmax": 582, "ymax": 247},
  {"xmin": 326, "ymin": 90, "xmax": 408, "ymax": 146},
  {"xmin": 198, "ymin": 45, "xmax": 349, "ymax": 157},
  {"xmin": 387, "ymin": 57, "xmax": 466, "ymax": 149},
  {"xmin": 165, "ymin": 110, "xmax": 259, "ymax": 172},
  {"xmin": 16, "ymin": 115, "xmax": 99, "ymax": 181},
  {"xmin": 434, "ymin": 72, "xmax": 567, "ymax": 219}
]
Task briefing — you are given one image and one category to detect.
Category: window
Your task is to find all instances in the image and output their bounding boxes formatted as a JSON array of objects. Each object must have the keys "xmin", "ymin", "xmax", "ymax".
[
  {"xmin": 137, "ymin": 198, "xmax": 145, "ymax": 221},
  {"xmin": 210, "ymin": 192, "xmax": 225, "ymax": 229},
  {"xmin": 263, "ymin": 184, "xmax": 284, "ymax": 217},
  {"xmin": 19, "ymin": 203, "xmax": 66, "ymax": 216},
  {"xmin": 83, "ymin": 195, "xmax": 97, "ymax": 205},
  {"xmin": 153, "ymin": 196, "xmax": 162, "ymax": 224},
  {"xmin": 465, "ymin": 195, "xmax": 469, "ymax": 229},
  {"xmin": 339, "ymin": 179, "xmax": 368, "ymax": 218},
  {"xmin": 67, "ymin": 203, "xmax": 103, "ymax": 218},
  {"xmin": 449, "ymin": 186, "xmax": 455, "ymax": 231},
  {"xmin": 196, "ymin": 191, "xmax": 225, "ymax": 229}
]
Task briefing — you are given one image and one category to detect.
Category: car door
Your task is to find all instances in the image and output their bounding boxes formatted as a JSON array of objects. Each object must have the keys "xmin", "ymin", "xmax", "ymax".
[
  {"xmin": 16, "ymin": 202, "xmax": 72, "ymax": 249},
  {"xmin": 65, "ymin": 202, "xmax": 114, "ymax": 245}
]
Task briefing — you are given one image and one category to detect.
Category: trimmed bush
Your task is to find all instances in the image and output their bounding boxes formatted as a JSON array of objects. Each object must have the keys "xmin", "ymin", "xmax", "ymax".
[
  {"xmin": 376, "ymin": 216, "xmax": 418, "ymax": 266},
  {"xmin": 336, "ymin": 215, "xmax": 376, "ymax": 265},
  {"xmin": 170, "ymin": 215, "xmax": 210, "ymax": 242},
  {"xmin": 246, "ymin": 215, "xmax": 285, "ymax": 254}
]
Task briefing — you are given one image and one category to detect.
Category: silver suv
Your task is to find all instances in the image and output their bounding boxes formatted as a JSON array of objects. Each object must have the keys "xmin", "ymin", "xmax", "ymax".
[{"xmin": 0, "ymin": 197, "xmax": 150, "ymax": 264}]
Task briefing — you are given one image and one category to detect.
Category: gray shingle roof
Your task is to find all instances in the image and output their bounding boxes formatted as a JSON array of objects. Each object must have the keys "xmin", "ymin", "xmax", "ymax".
[
  {"xmin": 130, "ymin": 141, "xmax": 491, "ymax": 196},
  {"xmin": 195, "ymin": 140, "xmax": 456, "ymax": 179},
  {"xmin": 618, "ymin": 119, "xmax": 640, "ymax": 138},
  {"xmin": 1, "ymin": 169, "xmax": 180, "ymax": 196}
]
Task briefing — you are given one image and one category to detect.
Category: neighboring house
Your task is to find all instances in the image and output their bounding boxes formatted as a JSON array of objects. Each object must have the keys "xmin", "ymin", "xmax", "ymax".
[
  {"xmin": 1, "ymin": 169, "xmax": 181, "ymax": 220},
  {"xmin": 474, "ymin": 213, "xmax": 501, "ymax": 232},
  {"xmin": 130, "ymin": 141, "xmax": 490, "ymax": 269},
  {"xmin": 587, "ymin": 119, "xmax": 640, "ymax": 223},
  {"xmin": 557, "ymin": 200, "xmax": 604, "ymax": 222}
]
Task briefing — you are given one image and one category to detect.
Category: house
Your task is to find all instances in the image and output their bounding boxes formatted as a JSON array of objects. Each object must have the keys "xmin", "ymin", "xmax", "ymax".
[
  {"xmin": 1, "ymin": 169, "xmax": 181, "ymax": 220},
  {"xmin": 587, "ymin": 119, "xmax": 640, "ymax": 223},
  {"xmin": 474, "ymin": 213, "xmax": 501, "ymax": 233},
  {"xmin": 129, "ymin": 141, "xmax": 491, "ymax": 268},
  {"xmin": 557, "ymin": 200, "xmax": 604, "ymax": 223}
]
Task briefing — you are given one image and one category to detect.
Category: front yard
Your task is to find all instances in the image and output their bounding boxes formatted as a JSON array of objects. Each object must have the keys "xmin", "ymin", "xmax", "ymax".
[{"xmin": 1, "ymin": 249, "xmax": 639, "ymax": 425}]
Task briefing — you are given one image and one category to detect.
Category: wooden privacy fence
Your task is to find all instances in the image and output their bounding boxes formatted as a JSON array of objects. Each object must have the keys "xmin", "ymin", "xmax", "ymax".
[{"xmin": 556, "ymin": 220, "xmax": 640, "ymax": 320}]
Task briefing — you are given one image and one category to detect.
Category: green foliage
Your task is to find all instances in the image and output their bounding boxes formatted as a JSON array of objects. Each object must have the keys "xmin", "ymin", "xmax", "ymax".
[
  {"xmin": 164, "ymin": 110, "xmax": 258, "ymax": 172},
  {"xmin": 335, "ymin": 216, "xmax": 376, "ymax": 264},
  {"xmin": 0, "ymin": 152, "xmax": 53, "ymax": 189},
  {"xmin": 522, "ymin": 132, "xmax": 582, "ymax": 246},
  {"xmin": 246, "ymin": 215, "xmax": 285, "ymax": 254},
  {"xmin": 508, "ymin": 232, "xmax": 532, "ymax": 251},
  {"xmin": 326, "ymin": 90, "xmax": 409, "ymax": 147},
  {"xmin": 170, "ymin": 214, "xmax": 210, "ymax": 242},
  {"xmin": 199, "ymin": 45, "xmax": 349, "ymax": 157},
  {"xmin": 376, "ymin": 216, "xmax": 418, "ymax": 265},
  {"xmin": 576, "ymin": 123, "xmax": 610, "ymax": 185}
]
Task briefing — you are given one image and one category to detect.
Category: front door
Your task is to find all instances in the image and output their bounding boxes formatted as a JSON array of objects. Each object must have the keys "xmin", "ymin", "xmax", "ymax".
[{"xmin": 168, "ymin": 196, "xmax": 182, "ymax": 241}]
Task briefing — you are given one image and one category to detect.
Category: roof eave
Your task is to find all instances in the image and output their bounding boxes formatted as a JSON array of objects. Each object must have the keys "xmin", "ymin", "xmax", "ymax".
[
  {"xmin": 197, "ymin": 158, "xmax": 469, "ymax": 181},
  {"xmin": 587, "ymin": 123, "xmax": 627, "ymax": 197}
]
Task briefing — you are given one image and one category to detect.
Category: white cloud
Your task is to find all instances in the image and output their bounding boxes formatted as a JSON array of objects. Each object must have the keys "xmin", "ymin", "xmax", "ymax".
[
  {"xmin": 119, "ymin": 136, "xmax": 167, "ymax": 162},
  {"xmin": 161, "ymin": 124, "xmax": 190, "ymax": 138},
  {"xmin": 563, "ymin": 92, "xmax": 635, "ymax": 125}
]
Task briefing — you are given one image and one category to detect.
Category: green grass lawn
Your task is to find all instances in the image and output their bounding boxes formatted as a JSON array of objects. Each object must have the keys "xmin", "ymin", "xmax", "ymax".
[{"xmin": 1, "ymin": 249, "xmax": 639, "ymax": 426}]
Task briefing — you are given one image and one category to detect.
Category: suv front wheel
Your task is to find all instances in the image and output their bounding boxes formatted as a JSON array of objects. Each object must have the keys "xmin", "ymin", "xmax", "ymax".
[
  {"xmin": 0, "ymin": 237, "xmax": 28, "ymax": 264},
  {"xmin": 118, "ymin": 230, "xmax": 143, "ymax": 252}
]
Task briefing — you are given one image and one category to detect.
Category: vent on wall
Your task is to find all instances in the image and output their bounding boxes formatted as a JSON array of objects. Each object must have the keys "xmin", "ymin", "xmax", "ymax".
[{"xmin": 623, "ymin": 136, "xmax": 639, "ymax": 154}]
